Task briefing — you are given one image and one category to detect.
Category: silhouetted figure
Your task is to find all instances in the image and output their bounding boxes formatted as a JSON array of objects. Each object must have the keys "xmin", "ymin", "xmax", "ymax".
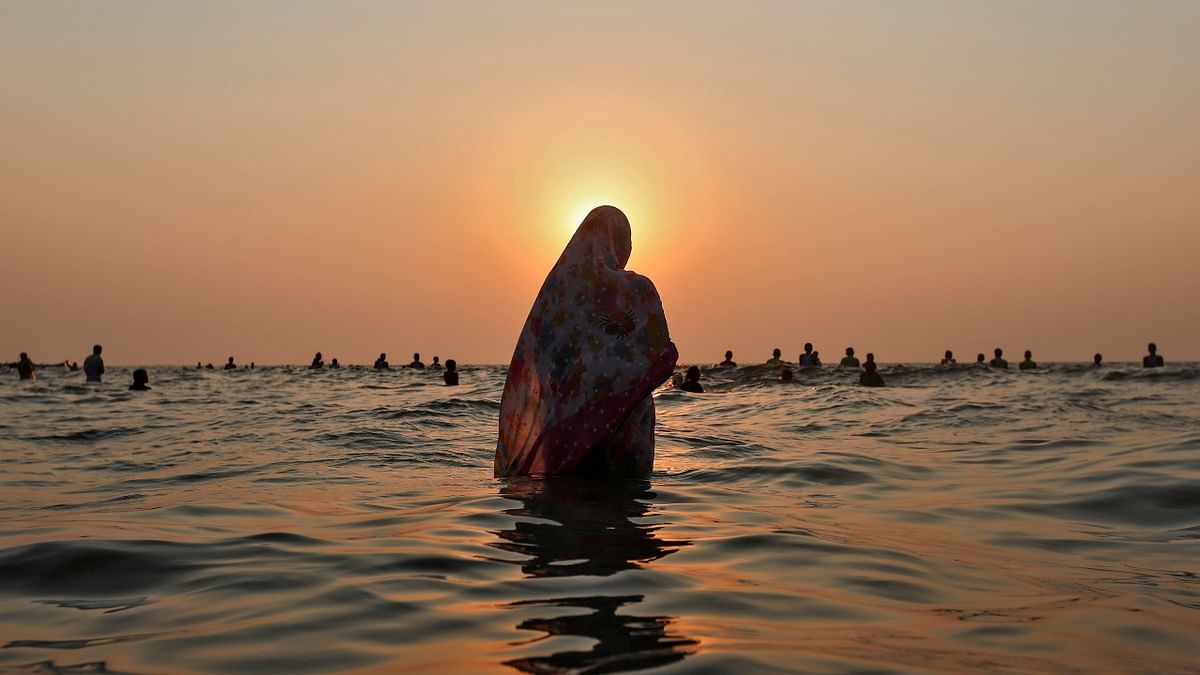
[
  {"xmin": 330, "ymin": 358, "xmax": 341, "ymax": 369},
  {"xmin": 766, "ymin": 348, "xmax": 783, "ymax": 364},
  {"xmin": 250, "ymin": 362, "xmax": 255, "ymax": 369},
  {"xmin": 1093, "ymin": 353, "xmax": 1103, "ymax": 367},
  {"xmin": 799, "ymin": 342, "xmax": 818, "ymax": 366},
  {"xmin": 976, "ymin": 353, "xmax": 986, "ymax": 367},
  {"xmin": 67, "ymin": 361, "xmax": 79, "ymax": 371},
  {"xmin": 839, "ymin": 347, "xmax": 860, "ymax": 368},
  {"xmin": 443, "ymin": 359, "xmax": 459, "ymax": 385},
  {"xmin": 197, "ymin": 362, "xmax": 203, "ymax": 369},
  {"xmin": 84, "ymin": 344, "xmax": 104, "ymax": 383},
  {"xmin": 989, "ymin": 348, "xmax": 1008, "ymax": 369},
  {"xmin": 409, "ymin": 353, "xmax": 425, "ymax": 369},
  {"xmin": 17, "ymin": 353, "xmax": 35, "ymax": 381},
  {"xmin": 719, "ymin": 350, "xmax": 736, "ymax": 367},
  {"xmin": 205, "ymin": 363, "xmax": 214, "ymax": 369},
  {"xmin": 679, "ymin": 366, "xmax": 704, "ymax": 393},
  {"xmin": 1019, "ymin": 350, "xmax": 1038, "ymax": 370},
  {"xmin": 310, "ymin": 352, "xmax": 324, "ymax": 369},
  {"xmin": 941, "ymin": 350, "xmax": 956, "ymax": 366},
  {"xmin": 494, "ymin": 206, "xmax": 678, "ymax": 478},
  {"xmin": 129, "ymin": 368, "xmax": 151, "ymax": 391},
  {"xmin": 780, "ymin": 367, "xmax": 794, "ymax": 382},
  {"xmin": 374, "ymin": 353, "xmax": 390, "ymax": 370},
  {"xmin": 224, "ymin": 356, "xmax": 237, "ymax": 370},
  {"xmin": 1143, "ymin": 342, "xmax": 1164, "ymax": 368},
  {"xmin": 859, "ymin": 359, "xmax": 885, "ymax": 387},
  {"xmin": 430, "ymin": 356, "xmax": 443, "ymax": 369}
]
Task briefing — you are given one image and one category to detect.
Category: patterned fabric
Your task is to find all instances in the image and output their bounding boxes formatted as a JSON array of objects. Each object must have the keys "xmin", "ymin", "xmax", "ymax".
[{"xmin": 495, "ymin": 206, "xmax": 678, "ymax": 477}]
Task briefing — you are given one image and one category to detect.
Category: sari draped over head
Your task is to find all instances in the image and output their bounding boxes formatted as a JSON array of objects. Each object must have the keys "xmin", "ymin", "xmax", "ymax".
[{"xmin": 495, "ymin": 205, "xmax": 679, "ymax": 477}]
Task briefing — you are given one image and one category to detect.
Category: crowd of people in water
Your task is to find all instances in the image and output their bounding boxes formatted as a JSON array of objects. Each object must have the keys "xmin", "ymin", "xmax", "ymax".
[
  {"xmin": 9, "ymin": 346, "xmax": 461, "ymax": 388},
  {"xmin": 6, "ymin": 341, "xmax": 1172, "ymax": 393},
  {"xmin": 674, "ymin": 342, "xmax": 1170, "ymax": 392}
]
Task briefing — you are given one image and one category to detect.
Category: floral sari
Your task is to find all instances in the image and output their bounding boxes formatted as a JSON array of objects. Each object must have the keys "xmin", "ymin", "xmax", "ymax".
[{"xmin": 495, "ymin": 206, "xmax": 678, "ymax": 477}]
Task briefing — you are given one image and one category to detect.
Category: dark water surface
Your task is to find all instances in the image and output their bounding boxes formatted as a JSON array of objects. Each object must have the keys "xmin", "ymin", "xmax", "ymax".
[{"xmin": 1, "ymin": 364, "xmax": 1198, "ymax": 673}]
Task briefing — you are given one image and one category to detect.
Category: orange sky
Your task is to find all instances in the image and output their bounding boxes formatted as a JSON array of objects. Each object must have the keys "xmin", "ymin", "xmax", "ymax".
[{"xmin": 3, "ymin": 2, "xmax": 1198, "ymax": 365}]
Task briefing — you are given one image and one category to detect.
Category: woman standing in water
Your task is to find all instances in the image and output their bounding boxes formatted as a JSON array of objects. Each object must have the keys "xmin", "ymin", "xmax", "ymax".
[{"xmin": 496, "ymin": 206, "xmax": 678, "ymax": 477}]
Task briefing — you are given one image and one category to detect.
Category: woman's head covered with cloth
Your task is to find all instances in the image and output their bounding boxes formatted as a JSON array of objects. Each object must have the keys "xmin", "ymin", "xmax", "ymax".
[{"xmin": 496, "ymin": 205, "xmax": 678, "ymax": 477}]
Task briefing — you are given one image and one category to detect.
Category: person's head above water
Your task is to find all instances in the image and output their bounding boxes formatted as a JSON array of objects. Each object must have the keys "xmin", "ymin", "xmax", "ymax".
[
  {"xmin": 845, "ymin": 347, "xmax": 855, "ymax": 357},
  {"xmin": 130, "ymin": 368, "xmax": 150, "ymax": 390},
  {"xmin": 685, "ymin": 365, "xmax": 701, "ymax": 382},
  {"xmin": 1148, "ymin": 342, "xmax": 1157, "ymax": 355},
  {"xmin": 20, "ymin": 352, "xmax": 28, "ymax": 360},
  {"xmin": 432, "ymin": 356, "xmax": 440, "ymax": 365},
  {"xmin": 945, "ymin": 350, "xmax": 954, "ymax": 360},
  {"xmin": 864, "ymin": 360, "xmax": 878, "ymax": 373},
  {"xmin": 866, "ymin": 352, "xmax": 875, "ymax": 363},
  {"xmin": 92, "ymin": 344, "xmax": 102, "ymax": 356},
  {"xmin": 725, "ymin": 350, "xmax": 733, "ymax": 360},
  {"xmin": 314, "ymin": 352, "xmax": 322, "ymax": 360},
  {"xmin": 445, "ymin": 359, "xmax": 457, "ymax": 372},
  {"xmin": 994, "ymin": 348, "xmax": 1003, "ymax": 358},
  {"xmin": 772, "ymin": 348, "xmax": 781, "ymax": 359},
  {"xmin": 1024, "ymin": 350, "xmax": 1033, "ymax": 359},
  {"xmin": 976, "ymin": 353, "xmax": 985, "ymax": 363},
  {"xmin": 379, "ymin": 353, "xmax": 386, "ymax": 360},
  {"xmin": 1094, "ymin": 353, "xmax": 1103, "ymax": 365},
  {"xmin": 804, "ymin": 343, "xmax": 813, "ymax": 353}
]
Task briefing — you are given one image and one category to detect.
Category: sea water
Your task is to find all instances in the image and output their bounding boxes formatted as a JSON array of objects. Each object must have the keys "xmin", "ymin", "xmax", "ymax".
[{"xmin": 1, "ymin": 364, "xmax": 1197, "ymax": 672}]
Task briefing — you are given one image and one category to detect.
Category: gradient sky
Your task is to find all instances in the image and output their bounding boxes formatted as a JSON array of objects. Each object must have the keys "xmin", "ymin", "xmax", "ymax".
[{"xmin": 3, "ymin": 1, "xmax": 1198, "ymax": 365}]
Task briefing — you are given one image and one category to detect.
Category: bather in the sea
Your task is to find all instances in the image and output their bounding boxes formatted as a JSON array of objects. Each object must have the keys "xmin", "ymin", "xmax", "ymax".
[{"xmin": 495, "ymin": 205, "xmax": 678, "ymax": 477}]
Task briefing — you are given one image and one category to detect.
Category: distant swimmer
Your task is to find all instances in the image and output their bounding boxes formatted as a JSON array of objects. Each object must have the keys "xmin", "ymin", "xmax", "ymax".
[
  {"xmin": 680, "ymin": 365, "xmax": 704, "ymax": 393},
  {"xmin": 766, "ymin": 348, "xmax": 783, "ymax": 364},
  {"xmin": 205, "ymin": 363, "xmax": 214, "ymax": 369},
  {"xmin": 976, "ymin": 353, "xmax": 986, "ymax": 367},
  {"xmin": 443, "ymin": 359, "xmax": 459, "ymax": 385},
  {"xmin": 84, "ymin": 344, "xmax": 105, "ymax": 383},
  {"xmin": 989, "ymin": 348, "xmax": 1008, "ymax": 369},
  {"xmin": 374, "ymin": 353, "xmax": 390, "ymax": 370},
  {"xmin": 719, "ymin": 350, "xmax": 737, "ymax": 367},
  {"xmin": 799, "ymin": 343, "xmax": 818, "ymax": 367},
  {"xmin": 409, "ymin": 353, "xmax": 425, "ymax": 369},
  {"xmin": 129, "ymin": 368, "xmax": 151, "ymax": 391},
  {"xmin": 1019, "ymin": 350, "xmax": 1038, "ymax": 370},
  {"xmin": 1143, "ymin": 342, "xmax": 1164, "ymax": 368},
  {"xmin": 224, "ymin": 356, "xmax": 237, "ymax": 370},
  {"xmin": 67, "ymin": 361, "xmax": 79, "ymax": 371},
  {"xmin": 330, "ymin": 358, "xmax": 341, "ymax": 369},
  {"xmin": 941, "ymin": 350, "xmax": 956, "ymax": 366},
  {"xmin": 1093, "ymin": 353, "xmax": 1103, "ymax": 367},
  {"xmin": 17, "ymin": 352, "xmax": 36, "ymax": 381},
  {"xmin": 197, "ymin": 362, "xmax": 203, "ymax": 369},
  {"xmin": 839, "ymin": 347, "xmax": 860, "ymax": 368},
  {"xmin": 250, "ymin": 362, "xmax": 255, "ymax": 369},
  {"xmin": 310, "ymin": 352, "xmax": 324, "ymax": 369},
  {"xmin": 859, "ymin": 359, "xmax": 885, "ymax": 387},
  {"xmin": 780, "ymin": 367, "xmax": 794, "ymax": 382},
  {"xmin": 430, "ymin": 356, "xmax": 443, "ymax": 369}
]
